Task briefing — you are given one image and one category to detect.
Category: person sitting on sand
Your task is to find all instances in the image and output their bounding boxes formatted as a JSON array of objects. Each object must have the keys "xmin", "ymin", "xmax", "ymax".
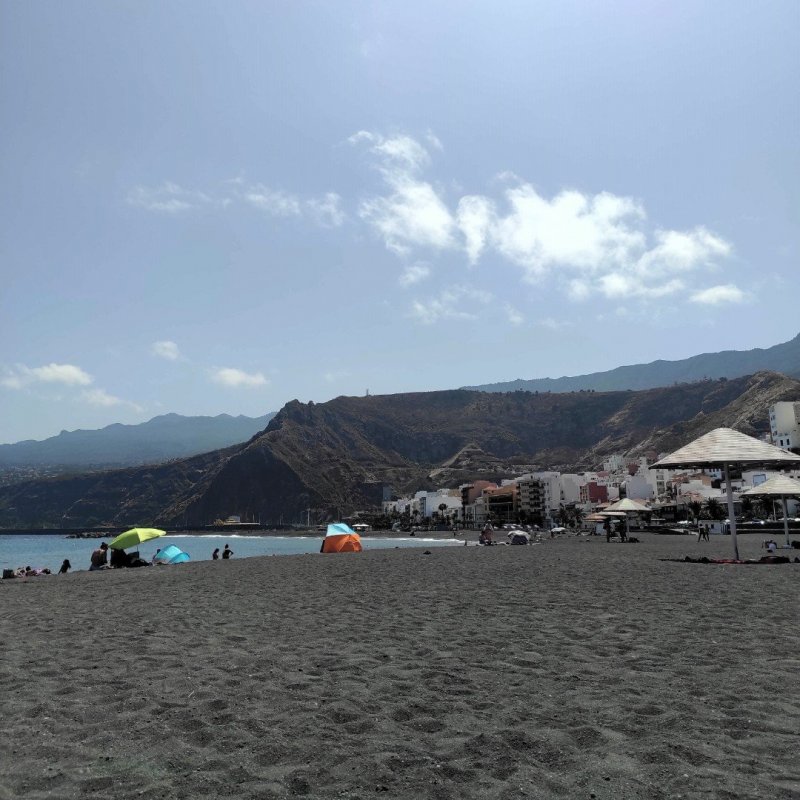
[
  {"xmin": 59, "ymin": 559, "xmax": 71, "ymax": 574},
  {"xmin": 89, "ymin": 542, "xmax": 109, "ymax": 571},
  {"xmin": 212, "ymin": 548, "xmax": 220, "ymax": 560},
  {"xmin": 222, "ymin": 544, "xmax": 233, "ymax": 559}
]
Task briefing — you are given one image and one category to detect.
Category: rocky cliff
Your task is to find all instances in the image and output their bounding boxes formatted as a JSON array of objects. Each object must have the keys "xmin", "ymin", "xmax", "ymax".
[{"xmin": 1, "ymin": 372, "xmax": 798, "ymax": 529}]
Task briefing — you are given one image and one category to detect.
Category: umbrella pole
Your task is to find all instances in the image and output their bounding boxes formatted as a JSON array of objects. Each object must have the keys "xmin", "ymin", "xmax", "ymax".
[
  {"xmin": 782, "ymin": 495, "xmax": 790, "ymax": 548},
  {"xmin": 724, "ymin": 464, "xmax": 739, "ymax": 561}
]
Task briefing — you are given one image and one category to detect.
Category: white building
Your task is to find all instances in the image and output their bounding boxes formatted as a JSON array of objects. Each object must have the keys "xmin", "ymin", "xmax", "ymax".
[
  {"xmin": 622, "ymin": 474, "xmax": 655, "ymax": 501},
  {"xmin": 769, "ymin": 401, "xmax": 800, "ymax": 450}
]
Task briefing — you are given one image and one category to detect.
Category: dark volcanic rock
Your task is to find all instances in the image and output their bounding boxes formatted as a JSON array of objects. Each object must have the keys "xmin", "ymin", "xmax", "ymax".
[{"xmin": 1, "ymin": 372, "xmax": 798, "ymax": 529}]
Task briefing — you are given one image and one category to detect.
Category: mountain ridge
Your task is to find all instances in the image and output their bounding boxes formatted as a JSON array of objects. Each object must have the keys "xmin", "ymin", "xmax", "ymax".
[
  {"xmin": 462, "ymin": 332, "xmax": 800, "ymax": 393},
  {"xmin": 0, "ymin": 412, "xmax": 276, "ymax": 469},
  {"xmin": 1, "ymin": 371, "xmax": 797, "ymax": 529}
]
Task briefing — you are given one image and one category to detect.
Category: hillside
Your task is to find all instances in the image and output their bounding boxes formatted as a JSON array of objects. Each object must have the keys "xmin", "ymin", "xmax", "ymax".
[
  {"xmin": 463, "ymin": 332, "xmax": 800, "ymax": 393},
  {"xmin": 0, "ymin": 412, "xmax": 275, "ymax": 470},
  {"xmin": 1, "ymin": 372, "xmax": 798, "ymax": 530}
]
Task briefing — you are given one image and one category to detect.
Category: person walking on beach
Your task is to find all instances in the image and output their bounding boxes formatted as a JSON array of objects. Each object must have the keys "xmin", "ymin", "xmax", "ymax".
[
  {"xmin": 89, "ymin": 542, "xmax": 109, "ymax": 571},
  {"xmin": 222, "ymin": 544, "xmax": 233, "ymax": 559},
  {"xmin": 212, "ymin": 548, "xmax": 220, "ymax": 560}
]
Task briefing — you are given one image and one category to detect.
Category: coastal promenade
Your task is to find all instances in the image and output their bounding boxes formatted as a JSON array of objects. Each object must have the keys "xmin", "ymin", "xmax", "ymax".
[{"xmin": 1, "ymin": 533, "xmax": 797, "ymax": 799}]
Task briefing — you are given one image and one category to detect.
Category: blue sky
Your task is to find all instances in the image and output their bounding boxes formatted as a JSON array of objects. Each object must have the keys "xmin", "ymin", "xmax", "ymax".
[{"xmin": 1, "ymin": 1, "xmax": 798, "ymax": 443}]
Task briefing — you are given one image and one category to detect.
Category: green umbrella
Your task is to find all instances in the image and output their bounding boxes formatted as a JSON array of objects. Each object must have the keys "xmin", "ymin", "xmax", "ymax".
[{"xmin": 108, "ymin": 527, "xmax": 166, "ymax": 550}]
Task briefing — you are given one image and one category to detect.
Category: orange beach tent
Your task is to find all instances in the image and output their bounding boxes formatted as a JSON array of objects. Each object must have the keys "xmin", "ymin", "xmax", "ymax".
[{"xmin": 321, "ymin": 522, "xmax": 363, "ymax": 553}]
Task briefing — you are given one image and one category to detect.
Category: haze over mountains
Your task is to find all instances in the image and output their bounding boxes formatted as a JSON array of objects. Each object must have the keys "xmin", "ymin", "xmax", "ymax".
[
  {"xmin": 0, "ymin": 412, "xmax": 276, "ymax": 469},
  {"xmin": 1, "ymin": 371, "xmax": 797, "ymax": 529},
  {"xmin": 463, "ymin": 332, "xmax": 800, "ymax": 394}
]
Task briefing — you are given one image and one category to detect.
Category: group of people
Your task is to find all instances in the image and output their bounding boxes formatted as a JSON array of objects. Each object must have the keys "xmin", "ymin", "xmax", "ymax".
[
  {"xmin": 211, "ymin": 544, "xmax": 234, "ymax": 560},
  {"xmin": 6, "ymin": 559, "xmax": 71, "ymax": 578}
]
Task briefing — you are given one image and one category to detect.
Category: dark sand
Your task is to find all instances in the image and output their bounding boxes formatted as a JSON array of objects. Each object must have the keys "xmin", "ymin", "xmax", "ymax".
[{"xmin": 2, "ymin": 533, "xmax": 798, "ymax": 800}]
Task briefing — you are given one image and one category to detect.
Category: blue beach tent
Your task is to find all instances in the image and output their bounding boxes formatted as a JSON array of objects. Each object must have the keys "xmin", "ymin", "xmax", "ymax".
[{"xmin": 154, "ymin": 544, "xmax": 191, "ymax": 564}]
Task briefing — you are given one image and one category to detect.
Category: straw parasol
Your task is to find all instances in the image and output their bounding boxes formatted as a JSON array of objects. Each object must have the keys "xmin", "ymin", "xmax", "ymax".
[
  {"xmin": 651, "ymin": 428, "xmax": 800, "ymax": 560},
  {"xmin": 741, "ymin": 474, "xmax": 800, "ymax": 548},
  {"xmin": 604, "ymin": 498, "xmax": 651, "ymax": 535}
]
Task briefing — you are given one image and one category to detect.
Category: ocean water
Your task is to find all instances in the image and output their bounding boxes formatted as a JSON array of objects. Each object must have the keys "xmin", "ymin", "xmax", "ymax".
[{"xmin": 0, "ymin": 533, "xmax": 463, "ymax": 573}]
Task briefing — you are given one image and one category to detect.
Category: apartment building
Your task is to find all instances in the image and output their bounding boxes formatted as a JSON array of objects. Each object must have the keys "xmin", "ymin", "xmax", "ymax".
[{"xmin": 769, "ymin": 401, "xmax": 800, "ymax": 451}]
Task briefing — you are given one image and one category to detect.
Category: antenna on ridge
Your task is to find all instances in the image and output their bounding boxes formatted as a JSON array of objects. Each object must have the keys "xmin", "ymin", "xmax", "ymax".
[{"xmin": 366, "ymin": 388, "xmax": 370, "ymax": 397}]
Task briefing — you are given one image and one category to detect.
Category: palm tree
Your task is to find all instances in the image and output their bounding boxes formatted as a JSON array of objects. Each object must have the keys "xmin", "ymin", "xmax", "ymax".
[{"xmin": 706, "ymin": 497, "xmax": 725, "ymax": 520}]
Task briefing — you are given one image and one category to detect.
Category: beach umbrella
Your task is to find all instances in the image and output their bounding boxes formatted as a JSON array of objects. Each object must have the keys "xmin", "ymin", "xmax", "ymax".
[
  {"xmin": 604, "ymin": 498, "xmax": 651, "ymax": 536},
  {"xmin": 651, "ymin": 428, "xmax": 800, "ymax": 560},
  {"xmin": 322, "ymin": 522, "xmax": 362, "ymax": 553},
  {"xmin": 741, "ymin": 474, "xmax": 800, "ymax": 548},
  {"xmin": 108, "ymin": 527, "xmax": 166, "ymax": 550},
  {"xmin": 550, "ymin": 526, "xmax": 567, "ymax": 533}
]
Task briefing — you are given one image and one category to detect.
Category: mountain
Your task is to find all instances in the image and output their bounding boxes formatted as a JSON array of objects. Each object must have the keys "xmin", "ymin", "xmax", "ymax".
[
  {"xmin": 462, "ymin": 332, "xmax": 800, "ymax": 394},
  {"xmin": 0, "ymin": 412, "xmax": 276, "ymax": 469},
  {"xmin": 1, "ymin": 371, "xmax": 798, "ymax": 530}
]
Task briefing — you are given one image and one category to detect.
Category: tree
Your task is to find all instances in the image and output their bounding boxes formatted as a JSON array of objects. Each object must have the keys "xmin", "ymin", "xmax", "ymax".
[
  {"xmin": 438, "ymin": 503, "xmax": 448, "ymax": 522},
  {"xmin": 706, "ymin": 497, "xmax": 725, "ymax": 520},
  {"xmin": 688, "ymin": 500, "xmax": 702, "ymax": 522},
  {"xmin": 740, "ymin": 496, "xmax": 753, "ymax": 518}
]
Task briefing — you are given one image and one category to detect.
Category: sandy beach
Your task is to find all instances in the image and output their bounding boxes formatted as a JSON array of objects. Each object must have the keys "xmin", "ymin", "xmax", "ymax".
[{"xmin": 2, "ymin": 533, "xmax": 798, "ymax": 800}]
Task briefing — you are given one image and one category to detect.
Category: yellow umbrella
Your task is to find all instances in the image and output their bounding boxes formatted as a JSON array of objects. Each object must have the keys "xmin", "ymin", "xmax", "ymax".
[{"xmin": 108, "ymin": 528, "xmax": 166, "ymax": 550}]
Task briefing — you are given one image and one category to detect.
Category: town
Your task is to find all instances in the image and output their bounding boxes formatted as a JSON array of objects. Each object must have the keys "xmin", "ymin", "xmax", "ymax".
[{"xmin": 377, "ymin": 401, "xmax": 800, "ymax": 532}]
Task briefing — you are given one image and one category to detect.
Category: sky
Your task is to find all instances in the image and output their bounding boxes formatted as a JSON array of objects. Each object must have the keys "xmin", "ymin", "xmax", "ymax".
[{"xmin": 1, "ymin": 1, "xmax": 798, "ymax": 443}]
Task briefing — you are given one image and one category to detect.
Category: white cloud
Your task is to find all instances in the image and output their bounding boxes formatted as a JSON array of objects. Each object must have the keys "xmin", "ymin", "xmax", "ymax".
[
  {"xmin": 305, "ymin": 192, "xmax": 346, "ymax": 227},
  {"xmin": 82, "ymin": 388, "xmax": 144, "ymax": 412},
  {"xmin": 505, "ymin": 305, "xmax": 524, "ymax": 326},
  {"xmin": 2, "ymin": 363, "xmax": 93, "ymax": 389},
  {"xmin": 351, "ymin": 132, "xmax": 455, "ymax": 254},
  {"xmin": 352, "ymin": 131, "xmax": 736, "ymax": 306},
  {"xmin": 129, "ymin": 179, "xmax": 345, "ymax": 229},
  {"xmin": 244, "ymin": 185, "xmax": 301, "ymax": 217},
  {"xmin": 689, "ymin": 284, "xmax": 746, "ymax": 305},
  {"xmin": 399, "ymin": 263, "xmax": 431, "ymax": 287},
  {"xmin": 82, "ymin": 388, "xmax": 122, "ymax": 407},
  {"xmin": 410, "ymin": 287, "xmax": 491, "ymax": 325},
  {"xmin": 349, "ymin": 131, "xmax": 430, "ymax": 172},
  {"xmin": 151, "ymin": 340, "xmax": 180, "ymax": 361},
  {"xmin": 456, "ymin": 195, "xmax": 494, "ymax": 264},
  {"xmin": 359, "ymin": 178, "xmax": 455, "ymax": 255},
  {"xmin": 127, "ymin": 181, "xmax": 211, "ymax": 213},
  {"xmin": 211, "ymin": 367, "xmax": 268, "ymax": 388}
]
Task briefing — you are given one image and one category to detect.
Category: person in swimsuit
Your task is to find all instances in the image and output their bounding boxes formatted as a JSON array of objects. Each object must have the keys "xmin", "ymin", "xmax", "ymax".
[{"xmin": 89, "ymin": 542, "xmax": 109, "ymax": 571}]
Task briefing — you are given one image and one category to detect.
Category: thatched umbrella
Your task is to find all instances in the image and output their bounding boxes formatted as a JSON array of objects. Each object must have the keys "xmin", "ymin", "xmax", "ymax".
[
  {"xmin": 651, "ymin": 428, "xmax": 800, "ymax": 560},
  {"xmin": 741, "ymin": 474, "xmax": 800, "ymax": 548},
  {"xmin": 605, "ymin": 497, "xmax": 651, "ymax": 536}
]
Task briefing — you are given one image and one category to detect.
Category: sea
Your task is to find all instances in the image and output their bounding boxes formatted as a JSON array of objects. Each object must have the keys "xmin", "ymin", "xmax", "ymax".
[{"xmin": 0, "ymin": 532, "xmax": 464, "ymax": 573}]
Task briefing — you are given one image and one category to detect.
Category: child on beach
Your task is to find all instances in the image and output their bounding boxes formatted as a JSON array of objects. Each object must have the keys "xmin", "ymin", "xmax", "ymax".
[{"xmin": 59, "ymin": 559, "xmax": 71, "ymax": 574}]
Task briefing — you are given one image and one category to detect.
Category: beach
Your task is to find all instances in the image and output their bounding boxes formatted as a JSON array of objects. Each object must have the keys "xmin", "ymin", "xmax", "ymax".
[{"xmin": 1, "ymin": 533, "xmax": 798, "ymax": 800}]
